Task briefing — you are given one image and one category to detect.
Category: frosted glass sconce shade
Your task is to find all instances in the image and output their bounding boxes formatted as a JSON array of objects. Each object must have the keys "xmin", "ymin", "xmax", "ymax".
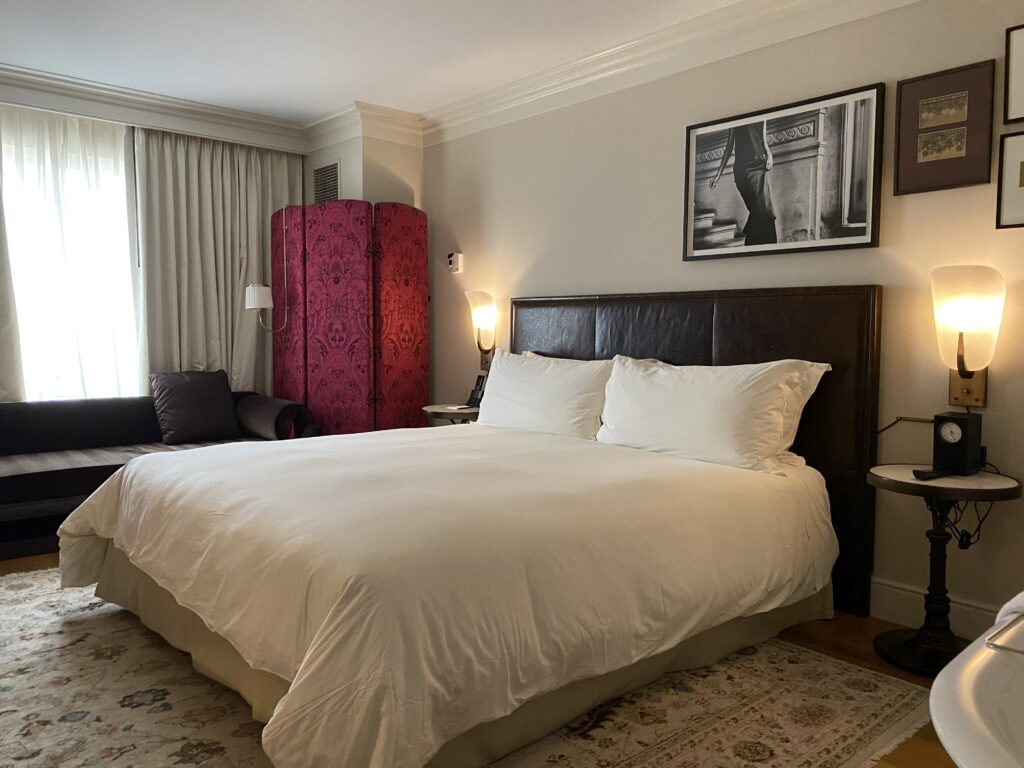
[
  {"xmin": 931, "ymin": 265, "xmax": 1005, "ymax": 374},
  {"xmin": 465, "ymin": 290, "xmax": 497, "ymax": 353}
]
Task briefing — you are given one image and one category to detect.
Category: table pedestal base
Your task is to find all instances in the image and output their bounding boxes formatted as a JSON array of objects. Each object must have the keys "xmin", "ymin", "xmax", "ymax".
[
  {"xmin": 874, "ymin": 497, "xmax": 969, "ymax": 678},
  {"xmin": 866, "ymin": 467, "xmax": 1023, "ymax": 677},
  {"xmin": 873, "ymin": 627, "xmax": 969, "ymax": 677}
]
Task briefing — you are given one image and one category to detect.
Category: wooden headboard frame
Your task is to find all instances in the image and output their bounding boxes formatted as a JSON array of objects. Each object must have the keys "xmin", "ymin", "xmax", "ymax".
[{"xmin": 510, "ymin": 285, "xmax": 882, "ymax": 616}]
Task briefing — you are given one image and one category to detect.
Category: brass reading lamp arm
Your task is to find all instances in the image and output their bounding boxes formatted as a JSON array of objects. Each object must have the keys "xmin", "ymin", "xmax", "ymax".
[
  {"xmin": 258, "ymin": 308, "xmax": 287, "ymax": 333},
  {"xmin": 258, "ymin": 218, "xmax": 289, "ymax": 334}
]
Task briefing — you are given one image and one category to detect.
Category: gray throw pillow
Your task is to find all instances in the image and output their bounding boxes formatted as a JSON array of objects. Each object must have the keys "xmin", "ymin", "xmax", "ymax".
[{"xmin": 149, "ymin": 370, "xmax": 241, "ymax": 445}]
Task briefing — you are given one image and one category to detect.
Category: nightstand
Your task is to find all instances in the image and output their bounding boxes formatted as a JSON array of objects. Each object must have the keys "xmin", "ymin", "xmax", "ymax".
[
  {"xmin": 867, "ymin": 463, "xmax": 1022, "ymax": 677},
  {"xmin": 422, "ymin": 404, "xmax": 479, "ymax": 425}
]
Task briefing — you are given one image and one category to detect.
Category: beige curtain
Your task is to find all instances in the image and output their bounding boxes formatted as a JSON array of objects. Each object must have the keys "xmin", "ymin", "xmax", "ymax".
[
  {"xmin": 133, "ymin": 129, "xmax": 302, "ymax": 393},
  {"xmin": 0, "ymin": 177, "xmax": 25, "ymax": 402}
]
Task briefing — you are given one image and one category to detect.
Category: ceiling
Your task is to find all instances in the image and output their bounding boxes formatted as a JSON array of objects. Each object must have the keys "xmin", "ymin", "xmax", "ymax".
[{"xmin": 0, "ymin": 0, "xmax": 749, "ymax": 123}]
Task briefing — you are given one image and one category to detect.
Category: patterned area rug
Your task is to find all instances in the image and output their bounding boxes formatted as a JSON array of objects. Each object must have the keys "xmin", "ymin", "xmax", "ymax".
[{"xmin": 0, "ymin": 569, "xmax": 929, "ymax": 767}]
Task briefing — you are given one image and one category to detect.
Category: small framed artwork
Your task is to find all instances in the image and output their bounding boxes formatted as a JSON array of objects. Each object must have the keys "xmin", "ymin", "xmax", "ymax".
[
  {"xmin": 682, "ymin": 83, "xmax": 884, "ymax": 261},
  {"xmin": 996, "ymin": 132, "xmax": 1024, "ymax": 229},
  {"xmin": 1006, "ymin": 24, "xmax": 1024, "ymax": 124},
  {"xmin": 894, "ymin": 60, "xmax": 995, "ymax": 196}
]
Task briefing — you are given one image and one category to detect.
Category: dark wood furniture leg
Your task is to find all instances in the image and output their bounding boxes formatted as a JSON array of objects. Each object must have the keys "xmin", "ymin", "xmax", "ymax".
[{"xmin": 873, "ymin": 497, "xmax": 969, "ymax": 677}]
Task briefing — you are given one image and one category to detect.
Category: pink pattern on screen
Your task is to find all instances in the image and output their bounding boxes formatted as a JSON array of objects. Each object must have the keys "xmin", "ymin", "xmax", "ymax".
[
  {"xmin": 374, "ymin": 204, "xmax": 429, "ymax": 430},
  {"xmin": 304, "ymin": 201, "xmax": 374, "ymax": 435},
  {"xmin": 271, "ymin": 206, "xmax": 306, "ymax": 403}
]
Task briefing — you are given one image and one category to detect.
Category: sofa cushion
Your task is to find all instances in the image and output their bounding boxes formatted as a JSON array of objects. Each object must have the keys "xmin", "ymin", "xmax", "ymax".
[
  {"xmin": 0, "ymin": 440, "xmax": 250, "ymax": 505},
  {"xmin": 0, "ymin": 397, "xmax": 164, "ymax": 456},
  {"xmin": 150, "ymin": 370, "xmax": 241, "ymax": 445}
]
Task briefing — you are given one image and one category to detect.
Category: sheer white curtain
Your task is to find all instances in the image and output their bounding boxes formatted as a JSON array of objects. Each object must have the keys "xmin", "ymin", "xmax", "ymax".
[
  {"xmin": 133, "ymin": 129, "xmax": 302, "ymax": 392},
  {"xmin": 0, "ymin": 183, "xmax": 25, "ymax": 402},
  {"xmin": 0, "ymin": 105, "xmax": 141, "ymax": 401}
]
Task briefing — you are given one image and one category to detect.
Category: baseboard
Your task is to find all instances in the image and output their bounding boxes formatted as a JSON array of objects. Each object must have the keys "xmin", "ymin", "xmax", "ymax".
[{"xmin": 870, "ymin": 577, "xmax": 999, "ymax": 640}]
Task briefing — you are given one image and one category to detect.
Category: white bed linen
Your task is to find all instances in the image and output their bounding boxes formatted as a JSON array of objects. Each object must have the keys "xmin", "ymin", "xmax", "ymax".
[{"xmin": 59, "ymin": 425, "xmax": 837, "ymax": 768}]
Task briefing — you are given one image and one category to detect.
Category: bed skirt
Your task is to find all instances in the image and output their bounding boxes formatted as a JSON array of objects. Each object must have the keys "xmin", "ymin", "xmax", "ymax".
[{"xmin": 93, "ymin": 540, "xmax": 833, "ymax": 768}]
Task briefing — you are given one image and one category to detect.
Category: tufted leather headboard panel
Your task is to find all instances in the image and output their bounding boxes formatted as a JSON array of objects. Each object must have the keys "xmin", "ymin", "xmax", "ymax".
[{"xmin": 510, "ymin": 285, "xmax": 882, "ymax": 616}]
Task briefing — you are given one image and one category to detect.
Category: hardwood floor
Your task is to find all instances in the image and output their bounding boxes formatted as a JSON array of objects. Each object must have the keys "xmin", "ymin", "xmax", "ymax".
[
  {"xmin": 1, "ymin": 554, "xmax": 955, "ymax": 767},
  {"xmin": 0, "ymin": 552, "xmax": 58, "ymax": 576}
]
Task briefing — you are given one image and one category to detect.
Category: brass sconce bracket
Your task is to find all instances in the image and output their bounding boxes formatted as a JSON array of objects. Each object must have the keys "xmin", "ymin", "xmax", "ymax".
[
  {"xmin": 476, "ymin": 330, "xmax": 495, "ymax": 372},
  {"xmin": 949, "ymin": 367, "xmax": 987, "ymax": 408}
]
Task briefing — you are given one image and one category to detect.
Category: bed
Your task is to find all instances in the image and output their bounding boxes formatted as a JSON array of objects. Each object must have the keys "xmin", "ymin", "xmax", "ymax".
[{"xmin": 58, "ymin": 285, "xmax": 881, "ymax": 768}]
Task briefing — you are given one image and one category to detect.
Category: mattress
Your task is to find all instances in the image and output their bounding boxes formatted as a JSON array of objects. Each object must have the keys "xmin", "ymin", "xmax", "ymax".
[{"xmin": 60, "ymin": 424, "xmax": 838, "ymax": 768}]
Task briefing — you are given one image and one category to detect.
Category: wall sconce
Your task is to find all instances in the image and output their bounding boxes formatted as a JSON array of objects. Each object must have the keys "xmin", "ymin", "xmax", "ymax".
[
  {"xmin": 464, "ymin": 289, "xmax": 496, "ymax": 371},
  {"xmin": 914, "ymin": 265, "xmax": 1006, "ymax": 481},
  {"xmin": 931, "ymin": 265, "xmax": 1005, "ymax": 407},
  {"xmin": 245, "ymin": 215, "xmax": 289, "ymax": 333}
]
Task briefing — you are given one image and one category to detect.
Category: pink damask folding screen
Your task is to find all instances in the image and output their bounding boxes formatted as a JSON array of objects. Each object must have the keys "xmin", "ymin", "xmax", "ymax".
[
  {"xmin": 271, "ymin": 200, "xmax": 427, "ymax": 435},
  {"xmin": 304, "ymin": 200, "xmax": 375, "ymax": 435},
  {"xmin": 271, "ymin": 206, "xmax": 306, "ymax": 404},
  {"xmin": 374, "ymin": 203, "xmax": 429, "ymax": 430}
]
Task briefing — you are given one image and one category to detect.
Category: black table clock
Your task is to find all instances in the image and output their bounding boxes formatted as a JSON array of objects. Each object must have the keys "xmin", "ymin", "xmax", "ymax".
[{"xmin": 913, "ymin": 412, "xmax": 983, "ymax": 480}]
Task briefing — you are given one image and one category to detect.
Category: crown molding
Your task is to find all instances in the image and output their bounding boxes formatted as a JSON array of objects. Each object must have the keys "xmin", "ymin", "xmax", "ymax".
[
  {"xmin": 304, "ymin": 101, "xmax": 424, "ymax": 151},
  {"xmin": 0, "ymin": 0, "xmax": 925, "ymax": 154},
  {"xmin": 420, "ymin": 0, "xmax": 927, "ymax": 146},
  {"xmin": 0, "ymin": 62, "xmax": 309, "ymax": 153},
  {"xmin": 303, "ymin": 103, "xmax": 362, "ymax": 151},
  {"xmin": 354, "ymin": 102, "xmax": 424, "ymax": 148}
]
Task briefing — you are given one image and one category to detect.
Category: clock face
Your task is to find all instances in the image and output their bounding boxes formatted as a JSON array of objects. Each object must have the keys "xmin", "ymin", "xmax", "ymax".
[{"xmin": 939, "ymin": 421, "xmax": 963, "ymax": 444}]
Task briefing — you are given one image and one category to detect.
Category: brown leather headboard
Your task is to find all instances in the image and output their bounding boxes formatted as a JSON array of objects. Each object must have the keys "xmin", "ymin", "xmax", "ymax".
[{"xmin": 510, "ymin": 285, "xmax": 882, "ymax": 616}]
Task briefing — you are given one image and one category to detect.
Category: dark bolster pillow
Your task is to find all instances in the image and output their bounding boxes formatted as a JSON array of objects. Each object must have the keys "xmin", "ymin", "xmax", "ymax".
[
  {"xmin": 149, "ymin": 370, "xmax": 241, "ymax": 445},
  {"xmin": 236, "ymin": 395, "xmax": 315, "ymax": 440}
]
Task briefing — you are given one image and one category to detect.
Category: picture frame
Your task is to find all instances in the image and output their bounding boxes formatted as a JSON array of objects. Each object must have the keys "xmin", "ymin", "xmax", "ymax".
[
  {"xmin": 996, "ymin": 132, "xmax": 1024, "ymax": 229},
  {"xmin": 893, "ymin": 60, "xmax": 995, "ymax": 196},
  {"xmin": 682, "ymin": 83, "xmax": 884, "ymax": 261},
  {"xmin": 1006, "ymin": 24, "xmax": 1024, "ymax": 124}
]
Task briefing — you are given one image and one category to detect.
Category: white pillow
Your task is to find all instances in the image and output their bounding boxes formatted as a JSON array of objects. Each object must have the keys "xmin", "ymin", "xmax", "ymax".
[
  {"xmin": 477, "ymin": 350, "xmax": 613, "ymax": 439},
  {"xmin": 596, "ymin": 355, "xmax": 830, "ymax": 469}
]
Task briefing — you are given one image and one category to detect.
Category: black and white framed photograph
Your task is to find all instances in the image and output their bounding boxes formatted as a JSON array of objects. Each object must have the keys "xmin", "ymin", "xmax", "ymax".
[
  {"xmin": 1006, "ymin": 23, "xmax": 1024, "ymax": 124},
  {"xmin": 997, "ymin": 132, "xmax": 1024, "ymax": 228},
  {"xmin": 682, "ymin": 83, "xmax": 884, "ymax": 261}
]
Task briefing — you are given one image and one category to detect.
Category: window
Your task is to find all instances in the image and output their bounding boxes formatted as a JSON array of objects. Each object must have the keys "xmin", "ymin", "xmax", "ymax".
[{"xmin": 1, "ymin": 105, "xmax": 141, "ymax": 400}]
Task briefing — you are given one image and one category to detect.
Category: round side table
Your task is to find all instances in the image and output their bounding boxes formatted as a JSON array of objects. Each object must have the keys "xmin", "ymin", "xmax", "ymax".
[
  {"xmin": 422, "ymin": 404, "xmax": 479, "ymax": 425},
  {"xmin": 868, "ymin": 463, "xmax": 1022, "ymax": 677}
]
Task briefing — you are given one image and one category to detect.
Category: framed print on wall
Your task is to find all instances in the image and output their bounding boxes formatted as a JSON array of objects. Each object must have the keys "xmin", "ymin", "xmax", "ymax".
[
  {"xmin": 1006, "ymin": 24, "xmax": 1024, "ymax": 124},
  {"xmin": 997, "ymin": 132, "xmax": 1024, "ymax": 229},
  {"xmin": 894, "ymin": 60, "xmax": 995, "ymax": 196},
  {"xmin": 682, "ymin": 83, "xmax": 884, "ymax": 261}
]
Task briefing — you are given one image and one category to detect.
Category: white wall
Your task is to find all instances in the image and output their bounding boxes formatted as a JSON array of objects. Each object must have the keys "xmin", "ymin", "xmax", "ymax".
[
  {"xmin": 362, "ymin": 136, "xmax": 423, "ymax": 207},
  {"xmin": 422, "ymin": 0, "xmax": 1024, "ymax": 635}
]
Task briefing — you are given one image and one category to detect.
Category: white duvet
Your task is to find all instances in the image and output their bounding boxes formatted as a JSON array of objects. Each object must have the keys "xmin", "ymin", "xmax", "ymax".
[{"xmin": 59, "ymin": 424, "xmax": 837, "ymax": 768}]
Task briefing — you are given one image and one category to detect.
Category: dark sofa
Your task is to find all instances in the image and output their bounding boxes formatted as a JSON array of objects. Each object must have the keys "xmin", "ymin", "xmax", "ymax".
[{"xmin": 0, "ymin": 392, "xmax": 308, "ymax": 560}]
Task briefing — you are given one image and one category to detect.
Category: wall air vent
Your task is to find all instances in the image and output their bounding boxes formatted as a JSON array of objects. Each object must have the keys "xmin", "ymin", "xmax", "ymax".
[{"xmin": 313, "ymin": 163, "xmax": 340, "ymax": 203}]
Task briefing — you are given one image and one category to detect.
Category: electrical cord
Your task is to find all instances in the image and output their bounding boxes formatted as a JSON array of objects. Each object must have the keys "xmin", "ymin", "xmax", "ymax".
[
  {"xmin": 877, "ymin": 415, "xmax": 933, "ymax": 434},
  {"xmin": 942, "ymin": 499, "xmax": 994, "ymax": 550},
  {"xmin": 879, "ymin": 418, "xmax": 1007, "ymax": 550}
]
